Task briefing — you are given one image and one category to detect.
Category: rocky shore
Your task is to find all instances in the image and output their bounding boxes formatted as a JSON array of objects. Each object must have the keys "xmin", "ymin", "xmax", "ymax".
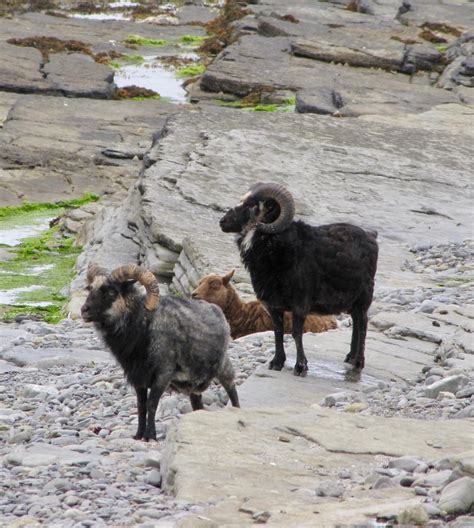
[{"xmin": 0, "ymin": 0, "xmax": 473, "ymax": 526}]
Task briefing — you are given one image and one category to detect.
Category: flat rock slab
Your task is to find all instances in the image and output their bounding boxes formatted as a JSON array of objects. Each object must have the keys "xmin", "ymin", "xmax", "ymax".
[
  {"xmin": 237, "ymin": 324, "xmax": 440, "ymax": 409},
  {"xmin": 161, "ymin": 406, "xmax": 474, "ymax": 526},
  {"xmin": 0, "ymin": 94, "xmax": 178, "ymax": 205},
  {"xmin": 0, "ymin": 42, "xmax": 48, "ymax": 94},
  {"xmin": 0, "ymin": 42, "xmax": 114, "ymax": 98},
  {"xmin": 4, "ymin": 444, "xmax": 98, "ymax": 467},
  {"xmin": 43, "ymin": 52, "xmax": 115, "ymax": 98},
  {"xmin": 0, "ymin": 346, "xmax": 112, "ymax": 368},
  {"xmin": 200, "ymin": 34, "xmax": 460, "ymax": 116}
]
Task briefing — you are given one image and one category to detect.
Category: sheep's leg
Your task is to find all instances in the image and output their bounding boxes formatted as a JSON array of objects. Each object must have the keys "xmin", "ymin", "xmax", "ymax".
[
  {"xmin": 345, "ymin": 316, "xmax": 359, "ymax": 364},
  {"xmin": 133, "ymin": 387, "xmax": 148, "ymax": 440},
  {"xmin": 292, "ymin": 313, "xmax": 308, "ymax": 377},
  {"xmin": 345, "ymin": 309, "xmax": 367, "ymax": 370},
  {"xmin": 190, "ymin": 393, "xmax": 204, "ymax": 410},
  {"xmin": 144, "ymin": 378, "xmax": 168, "ymax": 442},
  {"xmin": 354, "ymin": 310, "xmax": 368, "ymax": 370},
  {"xmin": 269, "ymin": 309, "xmax": 286, "ymax": 370},
  {"xmin": 217, "ymin": 356, "xmax": 240, "ymax": 408}
]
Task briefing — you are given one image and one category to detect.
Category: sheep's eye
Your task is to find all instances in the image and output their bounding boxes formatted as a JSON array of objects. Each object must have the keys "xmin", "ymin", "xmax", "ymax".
[
  {"xmin": 211, "ymin": 280, "xmax": 221, "ymax": 289},
  {"xmin": 85, "ymin": 285, "xmax": 92, "ymax": 292}
]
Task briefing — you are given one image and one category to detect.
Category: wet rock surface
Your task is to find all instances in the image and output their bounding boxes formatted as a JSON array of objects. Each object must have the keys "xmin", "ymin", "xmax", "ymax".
[{"xmin": 0, "ymin": 0, "xmax": 473, "ymax": 526}]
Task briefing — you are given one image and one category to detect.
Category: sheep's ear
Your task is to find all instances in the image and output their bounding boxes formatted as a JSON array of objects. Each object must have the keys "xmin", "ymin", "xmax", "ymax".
[{"xmin": 222, "ymin": 269, "xmax": 235, "ymax": 285}]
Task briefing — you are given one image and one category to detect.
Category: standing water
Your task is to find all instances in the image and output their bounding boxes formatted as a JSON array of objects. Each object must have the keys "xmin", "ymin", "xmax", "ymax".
[{"xmin": 114, "ymin": 56, "xmax": 190, "ymax": 102}]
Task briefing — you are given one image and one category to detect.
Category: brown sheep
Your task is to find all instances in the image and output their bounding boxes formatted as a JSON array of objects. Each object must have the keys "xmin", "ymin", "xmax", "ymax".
[{"xmin": 191, "ymin": 270, "xmax": 337, "ymax": 340}]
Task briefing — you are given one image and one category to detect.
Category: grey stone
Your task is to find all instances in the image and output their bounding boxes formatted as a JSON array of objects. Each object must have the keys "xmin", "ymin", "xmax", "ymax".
[
  {"xmin": 372, "ymin": 476, "xmax": 396, "ymax": 490},
  {"xmin": 386, "ymin": 325, "xmax": 442, "ymax": 344},
  {"xmin": 455, "ymin": 404, "xmax": 474, "ymax": 419},
  {"xmin": 397, "ymin": 505, "xmax": 429, "ymax": 526},
  {"xmin": 338, "ymin": 469, "xmax": 352, "ymax": 479},
  {"xmin": 422, "ymin": 375, "xmax": 470, "ymax": 399},
  {"xmin": 44, "ymin": 478, "xmax": 73, "ymax": 492},
  {"xmin": 143, "ymin": 453, "xmax": 161, "ymax": 469},
  {"xmin": 321, "ymin": 392, "xmax": 351, "ymax": 407},
  {"xmin": 251, "ymin": 510, "xmax": 271, "ymax": 523},
  {"xmin": 414, "ymin": 486, "xmax": 428, "ymax": 496},
  {"xmin": 146, "ymin": 469, "xmax": 162, "ymax": 488},
  {"xmin": 23, "ymin": 384, "xmax": 59, "ymax": 399},
  {"xmin": 0, "ymin": 359, "xmax": 22, "ymax": 373},
  {"xmin": 388, "ymin": 456, "xmax": 423, "ymax": 473},
  {"xmin": 0, "ymin": 408, "xmax": 26, "ymax": 424},
  {"xmin": 457, "ymin": 386, "xmax": 474, "ymax": 399},
  {"xmin": 63, "ymin": 495, "xmax": 80, "ymax": 507},
  {"xmin": 414, "ymin": 469, "xmax": 453, "ymax": 489},
  {"xmin": 450, "ymin": 516, "xmax": 474, "ymax": 528},
  {"xmin": 139, "ymin": 508, "xmax": 166, "ymax": 520},
  {"xmin": 435, "ymin": 452, "xmax": 474, "ymax": 474},
  {"xmin": 423, "ymin": 503, "xmax": 441, "ymax": 517},
  {"xmin": 315, "ymin": 480, "xmax": 345, "ymax": 498},
  {"xmin": 439, "ymin": 477, "xmax": 474, "ymax": 515},
  {"xmin": 400, "ymin": 476, "xmax": 416, "ymax": 487}
]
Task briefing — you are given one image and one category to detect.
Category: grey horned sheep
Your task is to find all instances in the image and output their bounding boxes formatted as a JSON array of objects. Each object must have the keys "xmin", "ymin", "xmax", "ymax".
[{"xmin": 81, "ymin": 263, "xmax": 239, "ymax": 441}]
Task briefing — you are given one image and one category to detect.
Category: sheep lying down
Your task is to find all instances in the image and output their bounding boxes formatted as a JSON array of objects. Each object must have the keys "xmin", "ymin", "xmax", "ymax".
[
  {"xmin": 81, "ymin": 264, "xmax": 239, "ymax": 441},
  {"xmin": 192, "ymin": 269, "xmax": 337, "ymax": 339}
]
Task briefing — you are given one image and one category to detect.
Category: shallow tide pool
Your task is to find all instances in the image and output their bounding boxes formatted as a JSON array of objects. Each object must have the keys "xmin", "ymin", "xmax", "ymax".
[{"xmin": 114, "ymin": 55, "xmax": 200, "ymax": 102}]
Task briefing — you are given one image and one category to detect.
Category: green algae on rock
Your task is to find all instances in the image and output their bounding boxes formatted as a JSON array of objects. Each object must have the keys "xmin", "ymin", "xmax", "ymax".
[
  {"xmin": 125, "ymin": 35, "xmax": 169, "ymax": 47},
  {"xmin": 0, "ymin": 194, "xmax": 98, "ymax": 323},
  {"xmin": 176, "ymin": 64, "xmax": 206, "ymax": 78},
  {"xmin": 179, "ymin": 35, "xmax": 207, "ymax": 46}
]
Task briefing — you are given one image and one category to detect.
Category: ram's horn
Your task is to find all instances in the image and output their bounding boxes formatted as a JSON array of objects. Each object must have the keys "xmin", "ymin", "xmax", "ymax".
[
  {"xmin": 250, "ymin": 182, "xmax": 295, "ymax": 234},
  {"xmin": 110, "ymin": 264, "xmax": 160, "ymax": 311},
  {"xmin": 86, "ymin": 264, "xmax": 109, "ymax": 284}
]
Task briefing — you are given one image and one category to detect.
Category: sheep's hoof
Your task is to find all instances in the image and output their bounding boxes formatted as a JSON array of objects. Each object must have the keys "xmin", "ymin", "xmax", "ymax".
[
  {"xmin": 269, "ymin": 359, "xmax": 284, "ymax": 371},
  {"xmin": 133, "ymin": 433, "xmax": 144, "ymax": 440},
  {"xmin": 345, "ymin": 354, "xmax": 364, "ymax": 370},
  {"xmin": 143, "ymin": 430, "xmax": 157, "ymax": 442},
  {"xmin": 293, "ymin": 362, "xmax": 308, "ymax": 377}
]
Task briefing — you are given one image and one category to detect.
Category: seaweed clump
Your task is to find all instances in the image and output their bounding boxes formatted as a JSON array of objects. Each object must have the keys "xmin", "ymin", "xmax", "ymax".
[
  {"xmin": 115, "ymin": 85, "xmax": 160, "ymax": 100},
  {"xmin": 199, "ymin": 0, "xmax": 253, "ymax": 55},
  {"xmin": 6, "ymin": 35, "xmax": 122, "ymax": 65},
  {"xmin": 7, "ymin": 36, "xmax": 94, "ymax": 62}
]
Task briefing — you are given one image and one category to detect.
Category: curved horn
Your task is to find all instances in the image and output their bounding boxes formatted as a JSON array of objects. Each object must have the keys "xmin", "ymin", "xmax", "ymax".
[
  {"xmin": 110, "ymin": 264, "xmax": 160, "ymax": 311},
  {"xmin": 87, "ymin": 264, "xmax": 108, "ymax": 284},
  {"xmin": 250, "ymin": 182, "xmax": 295, "ymax": 234}
]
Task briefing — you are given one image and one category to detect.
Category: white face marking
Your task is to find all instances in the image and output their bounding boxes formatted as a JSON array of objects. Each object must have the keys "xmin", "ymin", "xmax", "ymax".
[
  {"xmin": 104, "ymin": 297, "xmax": 126, "ymax": 322},
  {"xmin": 241, "ymin": 227, "xmax": 256, "ymax": 253}
]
